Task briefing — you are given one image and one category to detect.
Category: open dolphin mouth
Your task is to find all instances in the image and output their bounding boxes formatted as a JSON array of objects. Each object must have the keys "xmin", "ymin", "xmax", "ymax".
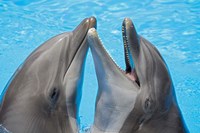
[
  {"xmin": 87, "ymin": 18, "xmax": 188, "ymax": 133},
  {"xmin": 122, "ymin": 19, "xmax": 140, "ymax": 86},
  {"xmin": 87, "ymin": 18, "xmax": 140, "ymax": 87},
  {"xmin": 87, "ymin": 18, "xmax": 140, "ymax": 132}
]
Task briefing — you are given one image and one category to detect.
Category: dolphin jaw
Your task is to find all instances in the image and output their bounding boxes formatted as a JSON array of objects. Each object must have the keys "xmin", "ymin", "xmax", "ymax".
[
  {"xmin": 63, "ymin": 17, "xmax": 97, "ymax": 80},
  {"xmin": 87, "ymin": 28, "xmax": 140, "ymax": 88},
  {"xmin": 88, "ymin": 28, "xmax": 129, "ymax": 75},
  {"xmin": 122, "ymin": 19, "xmax": 140, "ymax": 86}
]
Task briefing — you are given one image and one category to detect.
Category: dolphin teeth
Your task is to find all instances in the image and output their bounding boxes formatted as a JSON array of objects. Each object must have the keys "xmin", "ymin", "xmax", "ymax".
[
  {"xmin": 121, "ymin": 19, "xmax": 141, "ymax": 85},
  {"xmin": 122, "ymin": 21, "xmax": 132, "ymax": 73},
  {"xmin": 89, "ymin": 28, "xmax": 140, "ymax": 85},
  {"xmin": 93, "ymin": 29, "xmax": 125, "ymax": 73}
]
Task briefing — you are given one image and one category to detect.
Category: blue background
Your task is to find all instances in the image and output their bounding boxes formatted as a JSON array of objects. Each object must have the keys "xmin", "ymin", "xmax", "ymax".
[{"xmin": 0, "ymin": 0, "xmax": 199, "ymax": 132}]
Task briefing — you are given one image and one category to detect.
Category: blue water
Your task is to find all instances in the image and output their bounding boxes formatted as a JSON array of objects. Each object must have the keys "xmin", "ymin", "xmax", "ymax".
[
  {"xmin": 0, "ymin": 125, "xmax": 10, "ymax": 133},
  {"xmin": 0, "ymin": 0, "xmax": 199, "ymax": 132}
]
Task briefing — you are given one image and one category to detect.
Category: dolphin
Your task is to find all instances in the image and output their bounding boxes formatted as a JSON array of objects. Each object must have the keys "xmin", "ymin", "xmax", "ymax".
[
  {"xmin": 0, "ymin": 17, "xmax": 96, "ymax": 133},
  {"xmin": 87, "ymin": 18, "xmax": 188, "ymax": 133}
]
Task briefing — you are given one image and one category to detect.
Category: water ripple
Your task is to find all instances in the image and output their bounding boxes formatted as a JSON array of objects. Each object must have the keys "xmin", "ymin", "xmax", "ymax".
[{"xmin": 0, "ymin": 0, "xmax": 199, "ymax": 132}]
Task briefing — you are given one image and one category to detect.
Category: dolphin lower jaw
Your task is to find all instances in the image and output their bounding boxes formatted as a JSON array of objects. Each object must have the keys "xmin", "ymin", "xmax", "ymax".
[
  {"xmin": 87, "ymin": 28, "xmax": 139, "ymax": 87},
  {"xmin": 86, "ymin": 22, "xmax": 141, "ymax": 87},
  {"xmin": 122, "ymin": 18, "xmax": 140, "ymax": 86},
  {"xmin": 63, "ymin": 16, "xmax": 96, "ymax": 113},
  {"xmin": 61, "ymin": 17, "xmax": 96, "ymax": 132},
  {"xmin": 63, "ymin": 47, "xmax": 88, "ymax": 129},
  {"xmin": 63, "ymin": 17, "xmax": 97, "ymax": 81}
]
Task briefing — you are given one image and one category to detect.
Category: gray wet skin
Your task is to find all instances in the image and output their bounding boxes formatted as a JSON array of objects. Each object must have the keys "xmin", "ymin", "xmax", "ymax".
[
  {"xmin": 0, "ymin": 17, "xmax": 96, "ymax": 133},
  {"xmin": 87, "ymin": 18, "xmax": 188, "ymax": 133}
]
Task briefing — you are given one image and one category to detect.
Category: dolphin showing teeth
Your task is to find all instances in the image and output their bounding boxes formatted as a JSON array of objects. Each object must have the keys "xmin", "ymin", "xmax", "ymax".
[
  {"xmin": 87, "ymin": 18, "xmax": 188, "ymax": 133},
  {"xmin": 0, "ymin": 17, "xmax": 96, "ymax": 133},
  {"xmin": 87, "ymin": 27, "xmax": 139, "ymax": 133}
]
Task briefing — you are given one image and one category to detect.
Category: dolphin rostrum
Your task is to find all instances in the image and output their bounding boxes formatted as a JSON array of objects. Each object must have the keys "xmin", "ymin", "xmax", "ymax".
[
  {"xmin": 0, "ymin": 17, "xmax": 96, "ymax": 133},
  {"xmin": 87, "ymin": 18, "xmax": 188, "ymax": 133}
]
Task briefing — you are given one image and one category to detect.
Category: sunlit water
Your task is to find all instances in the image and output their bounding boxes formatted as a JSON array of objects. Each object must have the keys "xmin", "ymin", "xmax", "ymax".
[{"xmin": 0, "ymin": 0, "xmax": 199, "ymax": 132}]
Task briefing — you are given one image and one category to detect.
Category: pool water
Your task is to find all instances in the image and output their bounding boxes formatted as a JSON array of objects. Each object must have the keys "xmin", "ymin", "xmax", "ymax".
[{"xmin": 0, "ymin": 0, "xmax": 199, "ymax": 132}]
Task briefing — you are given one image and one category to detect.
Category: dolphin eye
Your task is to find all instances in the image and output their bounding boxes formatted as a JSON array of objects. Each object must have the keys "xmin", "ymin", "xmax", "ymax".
[
  {"xmin": 145, "ymin": 98, "xmax": 150, "ymax": 109},
  {"xmin": 144, "ymin": 98, "xmax": 153, "ymax": 113},
  {"xmin": 49, "ymin": 88, "xmax": 59, "ymax": 105}
]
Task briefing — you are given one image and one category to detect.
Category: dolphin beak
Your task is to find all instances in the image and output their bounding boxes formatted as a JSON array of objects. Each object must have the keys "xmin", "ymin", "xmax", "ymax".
[
  {"xmin": 122, "ymin": 18, "xmax": 140, "ymax": 62},
  {"xmin": 87, "ymin": 18, "xmax": 141, "ymax": 87},
  {"xmin": 122, "ymin": 18, "xmax": 140, "ymax": 86},
  {"xmin": 87, "ymin": 28, "xmax": 139, "ymax": 89},
  {"xmin": 73, "ymin": 17, "xmax": 97, "ymax": 39},
  {"xmin": 62, "ymin": 17, "xmax": 96, "ymax": 80},
  {"xmin": 70, "ymin": 17, "xmax": 97, "ymax": 56},
  {"xmin": 89, "ymin": 16, "xmax": 97, "ymax": 29},
  {"xmin": 62, "ymin": 17, "xmax": 97, "ymax": 120}
]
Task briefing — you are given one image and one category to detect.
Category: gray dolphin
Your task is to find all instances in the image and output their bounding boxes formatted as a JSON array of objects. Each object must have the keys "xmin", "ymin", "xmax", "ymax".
[
  {"xmin": 87, "ymin": 18, "xmax": 188, "ymax": 133},
  {"xmin": 0, "ymin": 17, "xmax": 96, "ymax": 133}
]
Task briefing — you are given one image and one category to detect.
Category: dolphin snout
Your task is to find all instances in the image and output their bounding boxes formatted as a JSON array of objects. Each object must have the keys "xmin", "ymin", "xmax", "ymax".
[
  {"xmin": 87, "ymin": 28, "xmax": 97, "ymax": 38},
  {"xmin": 88, "ymin": 16, "xmax": 97, "ymax": 29},
  {"xmin": 122, "ymin": 17, "xmax": 140, "ymax": 62}
]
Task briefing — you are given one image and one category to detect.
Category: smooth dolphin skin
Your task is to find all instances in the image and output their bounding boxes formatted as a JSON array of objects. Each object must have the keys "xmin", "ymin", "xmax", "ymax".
[
  {"xmin": 0, "ymin": 17, "xmax": 96, "ymax": 133},
  {"xmin": 87, "ymin": 18, "xmax": 188, "ymax": 133}
]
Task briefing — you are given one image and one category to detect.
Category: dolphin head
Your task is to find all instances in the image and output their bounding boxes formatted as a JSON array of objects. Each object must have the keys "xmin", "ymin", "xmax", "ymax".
[
  {"xmin": 119, "ymin": 18, "xmax": 172, "ymax": 132},
  {"xmin": 0, "ymin": 17, "xmax": 96, "ymax": 133},
  {"xmin": 87, "ymin": 18, "xmax": 187, "ymax": 133},
  {"xmin": 120, "ymin": 18, "xmax": 188, "ymax": 133}
]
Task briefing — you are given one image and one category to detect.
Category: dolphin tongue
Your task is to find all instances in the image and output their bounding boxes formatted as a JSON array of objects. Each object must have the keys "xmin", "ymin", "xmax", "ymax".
[{"xmin": 126, "ymin": 69, "xmax": 137, "ymax": 81}]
